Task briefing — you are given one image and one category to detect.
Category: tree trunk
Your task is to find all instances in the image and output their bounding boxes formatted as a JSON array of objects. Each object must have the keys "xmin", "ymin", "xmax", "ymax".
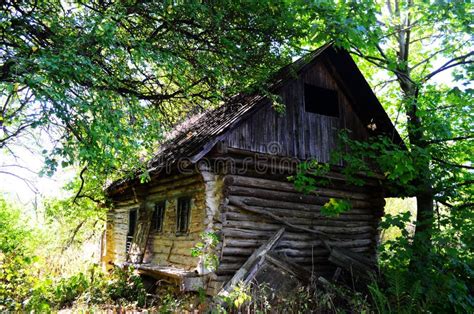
[
  {"xmin": 399, "ymin": 77, "xmax": 434, "ymax": 258},
  {"xmin": 393, "ymin": 0, "xmax": 435, "ymax": 258}
]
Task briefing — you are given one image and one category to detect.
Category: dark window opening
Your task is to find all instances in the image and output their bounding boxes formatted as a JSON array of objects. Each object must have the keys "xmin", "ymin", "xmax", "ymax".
[
  {"xmin": 304, "ymin": 84, "xmax": 339, "ymax": 117},
  {"xmin": 126, "ymin": 209, "xmax": 137, "ymax": 253},
  {"xmin": 151, "ymin": 201, "xmax": 166, "ymax": 232},
  {"xmin": 176, "ymin": 197, "xmax": 191, "ymax": 234}
]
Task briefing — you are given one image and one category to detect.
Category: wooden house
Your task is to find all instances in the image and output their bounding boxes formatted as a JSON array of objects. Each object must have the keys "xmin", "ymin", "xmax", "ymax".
[{"xmin": 103, "ymin": 44, "xmax": 403, "ymax": 294}]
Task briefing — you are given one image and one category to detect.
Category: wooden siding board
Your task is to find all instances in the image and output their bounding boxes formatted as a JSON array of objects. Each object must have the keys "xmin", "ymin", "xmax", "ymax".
[{"xmin": 224, "ymin": 59, "xmax": 370, "ymax": 163}]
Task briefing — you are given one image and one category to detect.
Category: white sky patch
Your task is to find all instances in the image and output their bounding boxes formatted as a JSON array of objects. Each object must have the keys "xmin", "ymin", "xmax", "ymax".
[{"xmin": 0, "ymin": 131, "xmax": 75, "ymax": 208}]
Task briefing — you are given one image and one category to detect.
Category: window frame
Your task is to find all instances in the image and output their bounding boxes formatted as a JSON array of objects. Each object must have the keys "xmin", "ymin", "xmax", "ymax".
[
  {"xmin": 176, "ymin": 197, "xmax": 191, "ymax": 235},
  {"xmin": 303, "ymin": 83, "xmax": 340, "ymax": 117},
  {"xmin": 151, "ymin": 201, "xmax": 166, "ymax": 233},
  {"xmin": 126, "ymin": 208, "xmax": 137, "ymax": 254}
]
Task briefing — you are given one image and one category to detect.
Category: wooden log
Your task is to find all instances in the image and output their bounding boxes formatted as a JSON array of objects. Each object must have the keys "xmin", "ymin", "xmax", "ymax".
[
  {"xmin": 277, "ymin": 239, "xmax": 372, "ymax": 250},
  {"xmin": 226, "ymin": 185, "xmax": 383, "ymax": 209},
  {"xmin": 225, "ymin": 211, "xmax": 372, "ymax": 227},
  {"xmin": 220, "ymin": 155, "xmax": 383, "ymax": 187},
  {"xmin": 227, "ymin": 199, "xmax": 332, "ymax": 239},
  {"xmin": 222, "ymin": 238, "xmax": 372, "ymax": 250},
  {"xmin": 148, "ymin": 172, "xmax": 202, "ymax": 189},
  {"xmin": 227, "ymin": 195, "xmax": 378, "ymax": 215},
  {"xmin": 274, "ymin": 255, "xmax": 330, "ymax": 264},
  {"xmin": 222, "ymin": 228, "xmax": 374, "ymax": 240},
  {"xmin": 224, "ymin": 175, "xmax": 375, "ymax": 201},
  {"xmin": 220, "ymin": 255, "xmax": 248, "ymax": 263},
  {"xmin": 148, "ymin": 180, "xmax": 204, "ymax": 195},
  {"xmin": 222, "ymin": 238, "xmax": 264, "ymax": 248},
  {"xmin": 226, "ymin": 200, "xmax": 375, "ymax": 239},
  {"xmin": 274, "ymin": 246, "xmax": 372, "ymax": 258},
  {"xmin": 223, "ymin": 147, "xmax": 386, "ymax": 179},
  {"xmin": 215, "ymin": 263, "xmax": 249, "ymax": 275},
  {"xmin": 216, "ymin": 163, "xmax": 379, "ymax": 194},
  {"xmin": 221, "ymin": 246, "xmax": 326, "ymax": 259},
  {"xmin": 223, "ymin": 219, "xmax": 375, "ymax": 234}
]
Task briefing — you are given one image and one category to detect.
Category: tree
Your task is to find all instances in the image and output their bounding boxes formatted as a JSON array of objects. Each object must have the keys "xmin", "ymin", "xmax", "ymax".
[
  {"xmin": 1, "ymin": 1, "xmax": 301, "ymax": 184},
  {"xmin": 298, "ymin": 0, "xmax": 472, "ymax": 259}
]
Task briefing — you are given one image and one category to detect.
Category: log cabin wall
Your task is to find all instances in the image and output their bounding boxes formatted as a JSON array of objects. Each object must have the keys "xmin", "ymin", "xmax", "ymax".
[
  {"xmin": 224, "ymin": 57, "xmax": 370, "ymax": 162},
  {"xmin": 209, "ymin": 160, "xmax": 385, "ymax": 293},
  {"xmin": 103, "ymin": 172, "xmax": 209, "ymax": 271},
  {"xmin": 104, "ymin": 203, "xmax": 130, "ymax": 266}
]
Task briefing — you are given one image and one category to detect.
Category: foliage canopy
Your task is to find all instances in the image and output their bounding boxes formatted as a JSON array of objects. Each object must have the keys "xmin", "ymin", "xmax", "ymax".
[{"xmin": 1, "ymin": 0, "xmax": 301, "ymax": 179}]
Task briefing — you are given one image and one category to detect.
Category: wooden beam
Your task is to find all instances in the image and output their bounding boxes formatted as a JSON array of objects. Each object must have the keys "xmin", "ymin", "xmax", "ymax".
[{"xmin": 219, "ymin": 227, "xmax": 285, "ymax": 296}]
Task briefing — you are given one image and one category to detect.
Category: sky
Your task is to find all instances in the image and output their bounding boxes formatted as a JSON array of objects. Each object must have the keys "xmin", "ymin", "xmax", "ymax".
[{"xmin": 0, "ymin": 132, "xmax": 75, "ymax": 207}]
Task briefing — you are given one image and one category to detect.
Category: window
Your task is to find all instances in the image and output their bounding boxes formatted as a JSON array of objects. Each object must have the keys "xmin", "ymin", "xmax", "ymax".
[
  {"xmin": 176, "ymin": 197, "xmax": 191, "ymax": 234},
  {"xmin": 304, "ymin": 84, "xmax": 339, "ymax": 117},
  {"xmin": 151, "ymin": 201, "xmax": 166, "ymax": 232},
  {"xmin": 126, "ymin": 209, "xmax": 137, "ymax": 253}
]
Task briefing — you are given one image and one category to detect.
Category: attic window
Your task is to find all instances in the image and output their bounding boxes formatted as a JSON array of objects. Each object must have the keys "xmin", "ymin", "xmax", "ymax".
[
  {"xmin": 304, "ymin": 84, "xmax": 339, "ymax": 117},
  {"xmin": 176, "ymin": 197, "xmax": 191, "ymax": 234},
  {"xmin": 151, "ymin": 201, "xmax": 166, "ymax": 232}
]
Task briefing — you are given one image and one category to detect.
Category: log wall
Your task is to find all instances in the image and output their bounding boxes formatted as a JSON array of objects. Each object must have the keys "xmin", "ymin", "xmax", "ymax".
[
  {"xmin": 103, "ymin": 173, "xmax": 209, "ymax": 271},
  {"xmin": 105, "ymin": 163, "xmax": 386, "ymax": 294},
  {"xmin": 212, "ymin": 170, "xmax": 385, "ymax": 290}
]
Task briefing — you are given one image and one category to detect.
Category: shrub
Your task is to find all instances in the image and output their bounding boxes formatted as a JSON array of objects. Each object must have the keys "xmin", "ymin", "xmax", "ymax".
[
  {"xmin": 25, "ymin": 265, "xmax": 147, "ymax": 311},
  {"xmin": 0, "ymin": 197, "xmax": 39, "ymax": 311}
]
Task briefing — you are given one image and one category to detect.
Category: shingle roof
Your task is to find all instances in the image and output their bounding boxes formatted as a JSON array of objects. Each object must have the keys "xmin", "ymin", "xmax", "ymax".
[{"xmin": 145, "ymin": 44, "xmax": 333, "ymax": 170}]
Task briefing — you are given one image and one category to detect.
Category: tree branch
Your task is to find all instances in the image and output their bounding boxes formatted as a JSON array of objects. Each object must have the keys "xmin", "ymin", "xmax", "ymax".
[
  {"xmin": 62, "ymin": 219, "xmax": 86, "ymax": 253},
  {"xmin": 427, "ymin": 135, "xmax": 474, "ymax": 144},
  {"xmin": 73, "ymin": 166, "xmax": 88, "ymax": 205},
  {"xmin": 432, "ymin": 157, "xmax": 474, "ymax": 170},
  {"xmin": 424, "ymin": 51, "xmax": 474, "ymax": 81}
]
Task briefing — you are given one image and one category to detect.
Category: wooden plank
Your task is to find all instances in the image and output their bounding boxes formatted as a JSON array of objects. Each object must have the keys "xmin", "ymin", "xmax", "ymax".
[
  {"xmin": 219, "ymin": 228, "xmax": 285, "ymax": 295},
  {"xmin": 128, "ymin": 202, "xmax": 154, "ymax": 263}
]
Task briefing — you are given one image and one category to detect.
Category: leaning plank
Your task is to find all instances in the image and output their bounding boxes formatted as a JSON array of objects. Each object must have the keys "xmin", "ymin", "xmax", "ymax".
[
  {"xmin": 128, "ymin": 202, "xmax": 153, "ymax": 263},
  {"xmin": 219, "ymin": 227, "xmax": 285, "ymax": 296}
]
